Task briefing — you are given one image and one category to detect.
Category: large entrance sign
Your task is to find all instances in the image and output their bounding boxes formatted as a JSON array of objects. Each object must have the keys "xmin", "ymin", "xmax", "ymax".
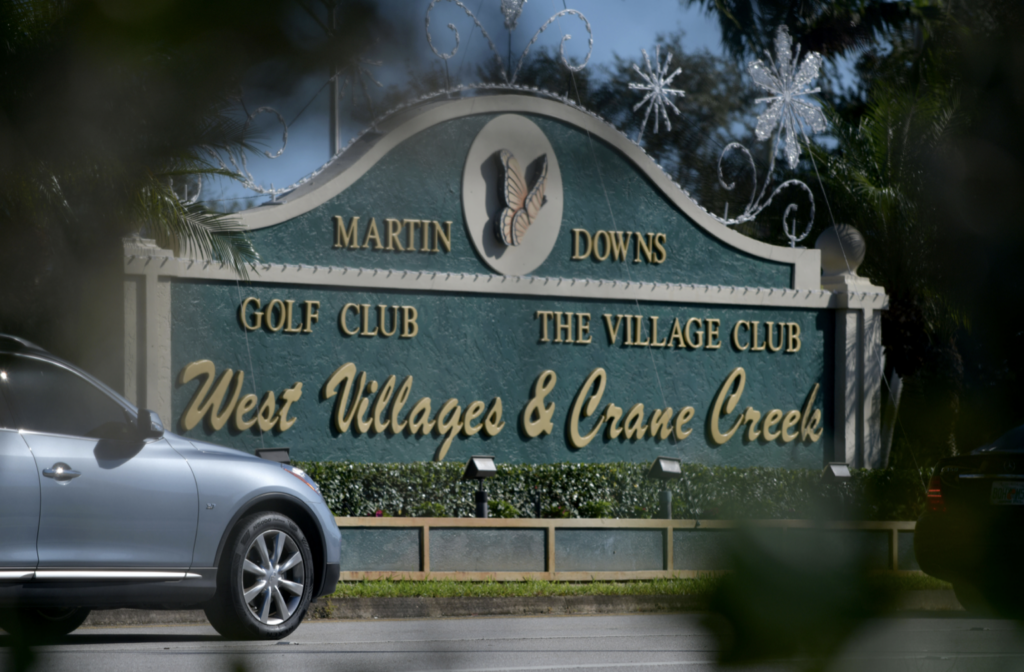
[{"xmin": 123, "ymin": 95, "xmax": 888, "ymax": 469}]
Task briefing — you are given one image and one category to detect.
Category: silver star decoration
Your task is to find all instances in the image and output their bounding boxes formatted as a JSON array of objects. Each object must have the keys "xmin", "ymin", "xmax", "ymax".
[
  {"xmin": 628, "ymin": 46, "xmax": 685, "ymax": 143},
  {"xmin": 748, "ymin": 25, "xmax": 828, "ymax": 169},
  {"xmin": 501, "ymin": 0, "xmax": 527, "ymax": 31}
]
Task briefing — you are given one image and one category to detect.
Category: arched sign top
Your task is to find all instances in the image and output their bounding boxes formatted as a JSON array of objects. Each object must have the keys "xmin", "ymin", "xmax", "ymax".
[{"xmin": 236, "ymin": 94, "xmax": 820, "ymax": 290}]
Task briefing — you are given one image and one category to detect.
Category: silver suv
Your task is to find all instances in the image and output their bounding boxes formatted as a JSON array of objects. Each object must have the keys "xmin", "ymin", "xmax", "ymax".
[{"xmin": 0, "ymin": 335, "xmax": 340, "ymax": 641}]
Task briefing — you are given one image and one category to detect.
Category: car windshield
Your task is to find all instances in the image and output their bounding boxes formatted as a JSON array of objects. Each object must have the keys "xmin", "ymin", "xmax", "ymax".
[{"xmin": 972, "ymin": 423, "xmax": 1024, "ymax": 453}]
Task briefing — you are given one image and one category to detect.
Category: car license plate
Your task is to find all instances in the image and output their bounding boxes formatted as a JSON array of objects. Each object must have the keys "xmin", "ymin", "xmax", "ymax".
[{"xmin": 991, "ymin": 481, "xmax": 1024, "ymax": 505}]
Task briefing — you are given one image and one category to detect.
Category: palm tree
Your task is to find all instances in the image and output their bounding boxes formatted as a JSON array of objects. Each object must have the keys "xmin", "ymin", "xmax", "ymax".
[{"xmin": 818, "ymin": 79, "xmax": 966, "ymax": 464}]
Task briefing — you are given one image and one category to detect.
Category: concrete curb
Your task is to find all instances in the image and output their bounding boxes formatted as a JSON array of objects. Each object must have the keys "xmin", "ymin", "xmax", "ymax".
[
  {"xmin": 81, "ymin": 595, "xmax": 708, "ymax": 627},
  {"xmin": 308, "ymin": 595, "xmax": 709, "ymax": 620},
  {"xmin": 81, "ymin": 591, "xmax": 963, "ymax": 627}
]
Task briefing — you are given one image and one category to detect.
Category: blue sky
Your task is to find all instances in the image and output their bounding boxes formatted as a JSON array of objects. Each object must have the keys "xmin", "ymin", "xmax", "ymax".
[{"xmin": 204, "ymin": 0, "xmax": 729, "ymax": 209}]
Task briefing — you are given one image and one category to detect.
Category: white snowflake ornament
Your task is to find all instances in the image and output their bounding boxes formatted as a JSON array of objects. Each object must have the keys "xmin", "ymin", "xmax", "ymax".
[
  {"xmin": 748, "ymin": 26, "xmax": 827, "ymax": 169},
  {"xmin": 501, "ymin": 0, "xmax": 527, "ymax": 30},
  {"xmin": 628, "ymin": 46, "xmax": 685, "ymax": 143}
]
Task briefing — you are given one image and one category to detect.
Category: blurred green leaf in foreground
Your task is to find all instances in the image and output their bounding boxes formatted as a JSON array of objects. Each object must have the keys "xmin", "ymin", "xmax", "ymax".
[{"xmin": 0, "ymin": 0, "xmax": 382, "ymax": 376}]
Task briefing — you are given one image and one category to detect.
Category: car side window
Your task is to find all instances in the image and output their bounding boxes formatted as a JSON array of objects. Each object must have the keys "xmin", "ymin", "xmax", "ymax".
[{"xmin": 1, "ymin": 355, "xmax": 128, "ymax": 438}]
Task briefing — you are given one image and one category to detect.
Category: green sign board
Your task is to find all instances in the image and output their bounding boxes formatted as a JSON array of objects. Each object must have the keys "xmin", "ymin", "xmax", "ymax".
[{"xmin": 124, "ymin": 95, "xmax": 888, "ymax": 468}]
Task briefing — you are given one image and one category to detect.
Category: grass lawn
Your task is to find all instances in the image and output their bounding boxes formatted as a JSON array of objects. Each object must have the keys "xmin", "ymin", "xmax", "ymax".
[{"xmin": 332, "ymin": 573, "xmax": 950, "ymax": 599}]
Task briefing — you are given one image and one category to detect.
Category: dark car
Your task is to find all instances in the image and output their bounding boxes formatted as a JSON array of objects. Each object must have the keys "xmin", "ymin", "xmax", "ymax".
[
  {"xmin": 914, "ymin": 423, "xmax": 1024, "ymax": 613},
  {"xmin": 0, "ymin": 335, "xmax": 341, "ymax": 640}
]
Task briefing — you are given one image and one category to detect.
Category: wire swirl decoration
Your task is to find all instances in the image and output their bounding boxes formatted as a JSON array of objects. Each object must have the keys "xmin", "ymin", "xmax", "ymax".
[
  {"xmin": 710, "ymin": 26, "xmax": 828, "ymax": 247},
  {"xmin": 195, "ymin": 50, "xmax": 386, "ymax": 205},
  {"xmin": 425, "ymin": 0, "xmax": 592, "ymax": 86},
  {"xmin": 202, "ymin": 106, "xmax": 313, "ymax": 200},
  {"xmin": 184, "ymin": 82, "xmax": 694, "ymax": 209},
  {"xmin": 714, "ymin": 143, "xmax": 816, "ymax": 247}
]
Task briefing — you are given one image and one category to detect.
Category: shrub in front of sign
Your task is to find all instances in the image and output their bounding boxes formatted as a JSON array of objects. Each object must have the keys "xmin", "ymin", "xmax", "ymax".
[
  {"xmin": 411, "ymin": 501, "xmax": 448, "ymax": 517},
  {"xmin": 489, "ymin": 500, "xmax": 521, "ymax": 518},
  {"xmin": 297, "ymin": 461, "xmax": 927, "ymax": 521},
  {"xmin": 542, "ymin": 503, "xmax": 572, "ymax": 519},
  {"xmin": 578, "ymin": 500, "xmax": 617, "ymax": 519}
]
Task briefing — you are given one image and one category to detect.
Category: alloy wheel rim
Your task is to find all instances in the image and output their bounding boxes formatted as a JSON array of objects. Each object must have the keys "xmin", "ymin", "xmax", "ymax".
[{"xmin": 240, "ymin": 530, "xmax": 305, "ymax": 625}]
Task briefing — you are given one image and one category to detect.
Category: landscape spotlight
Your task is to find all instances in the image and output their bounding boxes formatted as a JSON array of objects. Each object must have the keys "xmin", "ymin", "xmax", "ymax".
[
  {"xmin": 462, "ymin": 456, "xmax": 497, "ymax": 518},
  {"xmin": 821, "ymin": 462, "xmax": 853, "ymax": 512},
  {"xmin": 256, "ymin": 448, "xmax": 291, "ymax": 465},
  {"xmin": 647, "ymin": 457, "xmax": 683, "ymax": 519},
  {"xmin": 822, "ymin": 462, "xmax": 852, "ymax": 482}
]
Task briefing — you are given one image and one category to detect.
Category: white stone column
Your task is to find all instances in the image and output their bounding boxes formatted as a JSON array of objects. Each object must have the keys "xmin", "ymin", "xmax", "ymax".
[
  {"xmin": 863, "ymin": 307, "xmax": 883, "ymax": 467},
  {"xmin": 817, "ymin": 226, "xmax": 888, "ymax": 469},
  {"xmin": 123, "ymin": 237, "xmax": 174, "ymax": 425}
]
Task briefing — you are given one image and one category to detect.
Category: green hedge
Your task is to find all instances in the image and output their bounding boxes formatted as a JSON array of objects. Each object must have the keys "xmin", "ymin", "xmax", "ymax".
[{"xmin": 296, "ymin": 461, "xmax": 929, "ymax": 521}]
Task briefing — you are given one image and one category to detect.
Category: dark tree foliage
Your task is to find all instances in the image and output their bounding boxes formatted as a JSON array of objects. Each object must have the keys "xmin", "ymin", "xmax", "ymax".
[
  {"xmin": 0, "ymin": 0, "xmax": 382, "ymax": 384},
  {"xmin": 924, "ymin": 1, "xmax": 1024, "ymax": 452},
  {"xmin": 683, "ymin": 0, "xmax": 937, "ymax": 62},
  {"xmin": 682, "ymin": 0, "xmax": 943, "ymax": 122},
  {"xmin": 682, "ymin": 0, "xmax": 1024, "ymax": 466}
]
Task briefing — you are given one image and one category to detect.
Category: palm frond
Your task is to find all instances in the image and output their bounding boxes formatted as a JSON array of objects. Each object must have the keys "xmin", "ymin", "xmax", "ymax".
[{"xmin": 136, "ymin": 180, "xmax": 258, "ymax": 279}]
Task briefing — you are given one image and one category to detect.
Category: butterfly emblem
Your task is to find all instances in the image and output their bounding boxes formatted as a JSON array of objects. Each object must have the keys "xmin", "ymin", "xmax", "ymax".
[{"xmin": 495, "ymin": 149, "xmax": 547, "ymax": 246}]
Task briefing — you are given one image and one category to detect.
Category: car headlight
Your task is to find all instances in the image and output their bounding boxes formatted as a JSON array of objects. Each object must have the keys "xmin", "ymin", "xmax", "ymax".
[{"xmin": 280, "ymin": 463, "xmax": 322, "ymax": 497}]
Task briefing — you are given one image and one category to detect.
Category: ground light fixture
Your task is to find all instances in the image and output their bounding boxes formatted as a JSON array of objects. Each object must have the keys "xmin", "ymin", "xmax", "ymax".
[
  {"xmin": 255, "ymin": 448, "xmax": 291, "ymax": 464},
  {"xmin": 822, "ymin": 462, "xmax": 852, "ymax": 482},
  {"xmin": 821, "ymin": 462, "xmax": 853, "ymax": 513},
  {"xmin": 462, "ymin": 455, "xmax": 498, "ymax": 518},
  {"xmin": 647, "ymin": 457, "xmax": 683, "ymax": 519}
]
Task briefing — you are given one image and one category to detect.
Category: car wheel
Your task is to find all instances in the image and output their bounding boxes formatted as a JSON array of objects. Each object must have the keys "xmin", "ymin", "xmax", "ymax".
[
  {"xmin": 205, "ymin": 512, "xmax": 315, "ymax": 640},
  {"xmin": 0, "ymin": 607, "xmax": 91, "ymax": 641}
]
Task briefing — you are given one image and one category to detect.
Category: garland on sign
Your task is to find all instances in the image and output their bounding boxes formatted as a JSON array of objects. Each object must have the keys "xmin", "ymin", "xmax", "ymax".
[
  {"xmin": 703, "ymin": 26, "xmax": 828, "ymax": 246},
  {"xmin": 198, "ymin": 6, "xmax": 828, "ymax": 248}
]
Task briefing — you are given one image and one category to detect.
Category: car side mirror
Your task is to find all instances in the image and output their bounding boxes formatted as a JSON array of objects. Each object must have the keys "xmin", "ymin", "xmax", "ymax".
[{"xmin": 137, "ymin": 409, "xmax": 164, "ymax": 439}]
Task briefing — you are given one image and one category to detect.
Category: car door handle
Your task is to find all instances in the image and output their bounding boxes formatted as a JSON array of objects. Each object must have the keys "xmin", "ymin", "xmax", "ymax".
[{"xmin": 42, "ymin": 463, "xmax": 81, "ymax": 481}]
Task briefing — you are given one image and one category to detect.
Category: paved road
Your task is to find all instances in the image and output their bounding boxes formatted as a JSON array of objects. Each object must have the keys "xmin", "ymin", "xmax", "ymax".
[{"xmin": 3, "ymin": 613, "xmax": 1024, "ymax": 672}]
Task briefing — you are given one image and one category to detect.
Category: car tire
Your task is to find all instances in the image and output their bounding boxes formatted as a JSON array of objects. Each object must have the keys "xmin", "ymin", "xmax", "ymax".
[
  {"xmin": 954, "ymin": 579, "xmax": 1024, "ymax": 618},
  {"xmin": 0, "ymin": 607, "xmax": 91, "ymax": 641},
  {"xmin": 205, "ymin": 512, "xmax": 315, "ymax": 640},
  {"xmin": 953, "ymin": 581, "xmax": 995, "ymax": 616}
]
